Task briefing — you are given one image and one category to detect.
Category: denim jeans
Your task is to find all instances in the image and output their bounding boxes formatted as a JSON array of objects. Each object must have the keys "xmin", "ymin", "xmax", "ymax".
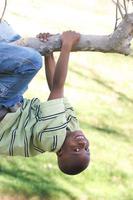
[
  {"xmin": 0, "ymin": 20, "xmax": 21, "ymax": 42},
  {"xmin": 0, "ymin": 21, "xmax": 42, "ymax": 108},
  {"xmin": 0, "ymin": 42, "xmax": 42, "ymax": 107}
]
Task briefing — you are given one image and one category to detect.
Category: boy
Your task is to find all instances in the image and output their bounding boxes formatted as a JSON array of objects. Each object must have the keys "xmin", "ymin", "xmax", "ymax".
[
  {"xmin": 0, "ymin": 21, "xmax": 90, "ymax": 175},
  {"xmin": 38, "ymin": 32, "xmax": 90, "ymax": 175}
]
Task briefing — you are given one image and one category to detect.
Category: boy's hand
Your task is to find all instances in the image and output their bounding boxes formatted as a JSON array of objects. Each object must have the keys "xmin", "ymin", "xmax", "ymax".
[
  {"xmin": 36, "ymin": 32, "xmax": 54, "ymax": 57},
  {"xmin": 61, "ymin": 31, "xmax": 80, "ymax": 49},
  {"xmin": 36, "ymin": 32, "xmax": 53, "ymax": 42}
]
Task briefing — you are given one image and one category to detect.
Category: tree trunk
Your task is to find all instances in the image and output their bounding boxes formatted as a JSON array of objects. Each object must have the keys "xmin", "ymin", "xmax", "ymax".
[{"xmin": 13, "ymin": 13, "xmax": 133, "ymax": 56}]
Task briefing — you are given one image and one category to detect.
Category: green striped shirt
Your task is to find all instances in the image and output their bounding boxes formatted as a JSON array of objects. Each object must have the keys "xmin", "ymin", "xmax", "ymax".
[{"xmin": 0, "ymin": 98, "xmax": 79, "ymax": 157}]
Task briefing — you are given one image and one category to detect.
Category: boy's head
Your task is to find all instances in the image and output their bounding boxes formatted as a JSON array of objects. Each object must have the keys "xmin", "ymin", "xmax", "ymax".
[{"xmin": 56, "ymin": 130, "xmax": 90, "ymax": 175}]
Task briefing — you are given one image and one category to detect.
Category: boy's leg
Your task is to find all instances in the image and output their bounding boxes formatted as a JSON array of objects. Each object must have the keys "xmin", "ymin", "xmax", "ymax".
[{"xmin": 0, "ymin": 42, "xmax": 42, "ymax": 108}]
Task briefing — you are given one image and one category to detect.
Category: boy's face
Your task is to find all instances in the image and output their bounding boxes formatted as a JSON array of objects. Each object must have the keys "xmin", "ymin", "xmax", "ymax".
[
  {"xmin": 57, "ymin": 130, "xmax": 90, "ymax": 175},
  {"xmin": 57, "ymin": 130, "xmax": 90, "ymax": 159}
]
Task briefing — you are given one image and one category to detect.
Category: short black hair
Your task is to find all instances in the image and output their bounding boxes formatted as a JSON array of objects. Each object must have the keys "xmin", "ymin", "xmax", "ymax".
[{"xmin": 58, "ymin": 153, "xmax": 90, "ymax": 175}]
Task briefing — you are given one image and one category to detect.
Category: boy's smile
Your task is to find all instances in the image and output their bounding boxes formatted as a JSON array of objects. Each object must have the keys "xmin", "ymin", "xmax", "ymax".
[
  {"xmin": 57, "ymin": 130, "xmax": 90, "ymax": 158},
  {"xmin": 57, "ymin": 130, "xmax": 90, "ymax": 175},
  {"xmin": 68, "ymin": 131, "xmax": 89, "ymax": 154},
  {"xmin": 65, "ymin": 130, "xmax": 89, "ymax": 154}
]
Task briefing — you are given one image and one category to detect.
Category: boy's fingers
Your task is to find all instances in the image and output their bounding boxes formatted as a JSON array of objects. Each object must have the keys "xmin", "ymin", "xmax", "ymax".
[
  {"xmin": 36, "ymin": 32, "xmax": 53, "ymax": 42},
  {"xmin": 36, "ymin": 33, "xmax": 44, "ymax": 39},
  {"xmin": 36, "ymin": 34, "xmax": 40, "ymax": 38},
  {"xmin": 36, "ymin": 33, "xmax": 47, "ymax": 41}
]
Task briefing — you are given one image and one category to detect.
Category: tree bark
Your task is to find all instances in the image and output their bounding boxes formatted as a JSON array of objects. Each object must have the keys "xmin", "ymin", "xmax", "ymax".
[{"xmin": 13, "ymin": 13, "xmax": 133, "ymax": 56}]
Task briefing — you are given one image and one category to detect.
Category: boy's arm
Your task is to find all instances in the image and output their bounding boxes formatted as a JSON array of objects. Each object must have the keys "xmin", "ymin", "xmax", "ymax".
[
  {"xmin": 45, "ymin": 54, "xmax": 56, "ymax": 91},
  {"xmin": 48, "ymin": 44, "xmax": 71, "ymax": 100},
  {"xmin": 36, "ymin": 33, "xmax": 56, "ymax": 91},
  {"xmin": 48, "ymin": 31, "xmax": 80, "ymax": 100}
]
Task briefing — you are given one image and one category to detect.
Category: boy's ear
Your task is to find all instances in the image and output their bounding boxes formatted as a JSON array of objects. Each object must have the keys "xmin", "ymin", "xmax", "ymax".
[{"xmin": 56, "ymin": 148, "xmax": 63, "ymax": 157}]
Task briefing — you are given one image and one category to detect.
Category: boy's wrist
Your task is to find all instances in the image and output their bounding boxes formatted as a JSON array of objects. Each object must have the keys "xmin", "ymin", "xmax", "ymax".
[
  {"xmin": 45, "ymin": 53, "xmax": 54, "ymax": 59},
  {"xmin": 61, "ymin": 43, "xmax": 72, "ymax": 51}
]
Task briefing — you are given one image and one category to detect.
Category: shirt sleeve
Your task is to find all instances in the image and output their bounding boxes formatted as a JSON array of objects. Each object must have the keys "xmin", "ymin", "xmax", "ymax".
[{"xmin": 63, "ymin": 97, "xmax": 80, "ymax": 131}]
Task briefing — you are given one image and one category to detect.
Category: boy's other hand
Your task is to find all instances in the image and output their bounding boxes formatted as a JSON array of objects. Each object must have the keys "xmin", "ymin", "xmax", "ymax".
[
  {"xmin": 36, "ymin": 32, "xmax": 53, "ymax": 42},
  {"xmin": 36, "ymin": 32, "xmax": 54, "ymax": 57},
  {"xmin": 61, "ymin": 31, "xmax": 80, "ymax": 49}
]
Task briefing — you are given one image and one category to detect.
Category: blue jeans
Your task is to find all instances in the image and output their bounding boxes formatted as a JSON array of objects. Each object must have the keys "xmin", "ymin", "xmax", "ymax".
[{"xmin": 0, "ymin": 42, "xmax": 42, "ymax": 108}]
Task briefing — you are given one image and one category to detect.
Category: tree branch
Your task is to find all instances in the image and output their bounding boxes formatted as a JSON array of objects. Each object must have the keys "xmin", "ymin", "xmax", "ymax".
[
  {"xmin": 112, "ymin": 0, "xmax": 125, "ymax": 18},
  {"xmin": 114, "ymin": 1, "xmax": 120, "ymax": 30},
  {"xmin": 12, "ymin": 13, "xmax": 133, "ymax": 56},
  {"xmin": 123, "ymin": 0, "xmax": 128, "ymax": 15}
]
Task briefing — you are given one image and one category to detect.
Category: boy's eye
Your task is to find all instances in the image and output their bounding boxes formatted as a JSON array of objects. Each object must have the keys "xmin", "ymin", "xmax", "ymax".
[
  {"xmin": 85, "ymin": 147, "xmax": 89, "ymax": 152},
  {"xmin": 74, "ymin": 148, "xmax": 80, "ymax": 152}
]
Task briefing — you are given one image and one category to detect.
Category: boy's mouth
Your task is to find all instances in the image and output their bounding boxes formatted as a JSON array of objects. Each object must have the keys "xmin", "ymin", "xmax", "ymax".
[{"xmin": 75, "ymin": 135, "xmax": 85, "ymax": 140}]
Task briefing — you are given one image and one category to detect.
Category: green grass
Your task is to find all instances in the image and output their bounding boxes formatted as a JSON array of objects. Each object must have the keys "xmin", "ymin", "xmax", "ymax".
[
  {"xmin": 0, "ymin": 52, "xmax": 133, "ymax": 200},
  {"xmin": 0, "ymin": 0, "xmax": 133, "ymax": 199}
]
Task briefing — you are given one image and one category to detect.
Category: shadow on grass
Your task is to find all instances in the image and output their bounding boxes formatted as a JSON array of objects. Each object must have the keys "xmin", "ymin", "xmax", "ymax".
[
  {"xmin": 80, "ymin": 119, "xmax": 131, "ymax": 142},
  {"xmin": 90, "ymin": 70, "xmax": 133, "ymax": 105},
  {"xmin": 70, "ymin": 67, "xmax": 89, "ymax": 80},
  {"xmin": 0, "ymin": 158, "xmax": 76, "ymax": 200},
  {"xmin": 69, "ymin": 67, "xmax": 133, "ymax": 105}
]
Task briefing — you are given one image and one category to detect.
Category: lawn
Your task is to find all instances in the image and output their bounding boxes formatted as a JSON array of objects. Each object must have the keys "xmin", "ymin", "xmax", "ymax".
[{"xmin": 0, "ymin": 0, "xmax": 133, "ymax": 200}]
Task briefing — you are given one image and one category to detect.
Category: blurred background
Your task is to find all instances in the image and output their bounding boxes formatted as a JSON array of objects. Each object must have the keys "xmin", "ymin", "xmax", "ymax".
[{"xmin": 0, "ymin": 0, "xmax": 133, "ymax": 200}]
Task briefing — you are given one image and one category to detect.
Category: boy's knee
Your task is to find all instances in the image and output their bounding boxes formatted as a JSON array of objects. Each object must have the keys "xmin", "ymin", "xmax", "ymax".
[
  {"xmin": 7, "ymin": 45, "xmax": 42, "ymax": 74},
  {"xmin": 29, "ymin": 49, "xmax": 42, "ymax": 70},
  {"xmin": 0, "ymin": 43, "xmax": 42, "ymax": 75},
  {"xmin": 19, "ymin": 48, "xmax": 42, "ymax": 74}
]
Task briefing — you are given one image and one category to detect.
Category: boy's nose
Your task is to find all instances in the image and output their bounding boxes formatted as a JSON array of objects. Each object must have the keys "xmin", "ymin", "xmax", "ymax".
[{"xmin": 78, "ymin": 139, "xmax": 87, "ymax": 147}]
